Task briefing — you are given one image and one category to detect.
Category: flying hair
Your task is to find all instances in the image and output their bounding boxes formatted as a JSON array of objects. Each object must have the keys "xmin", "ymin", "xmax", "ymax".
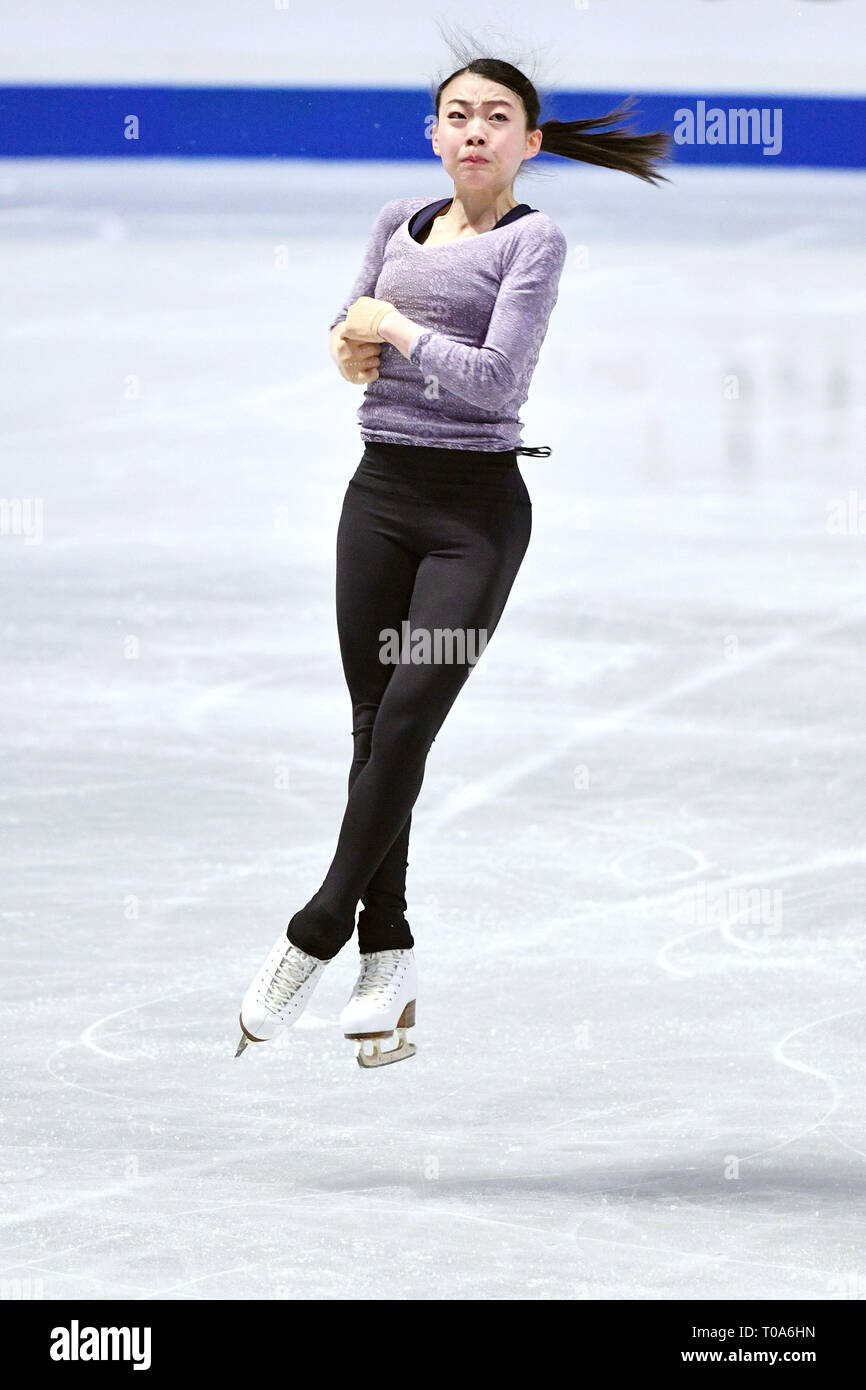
[{"xmin": 430, "ymin": 18, "xmax": 673, "ymax": 188}]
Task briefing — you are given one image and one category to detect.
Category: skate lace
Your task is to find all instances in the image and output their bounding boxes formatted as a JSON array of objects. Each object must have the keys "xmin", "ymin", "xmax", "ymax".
[
  {"xmin": 356, "ymin": 951, "xmax": 403, "ymax": 997},
  {"xmin": 266, "ymin": 949, "xmax": 315, "ymax": 1011}
]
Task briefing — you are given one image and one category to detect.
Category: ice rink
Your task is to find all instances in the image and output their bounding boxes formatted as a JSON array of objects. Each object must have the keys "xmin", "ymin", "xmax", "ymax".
[{"xmin": 1, "ymin": 158, "xmax": 865, "ymax": 1300}]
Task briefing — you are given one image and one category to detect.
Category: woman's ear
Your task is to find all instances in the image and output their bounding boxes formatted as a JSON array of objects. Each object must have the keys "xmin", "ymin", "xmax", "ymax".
[{"xmin": 524, "ymin": 127, "xmax": 543, "ymax": 160}]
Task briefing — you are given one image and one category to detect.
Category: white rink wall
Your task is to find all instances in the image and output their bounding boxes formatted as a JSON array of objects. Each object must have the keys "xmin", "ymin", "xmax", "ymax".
[{"xmin": 1, "ymin": 0, "xmax": 863, "ymax": 93}]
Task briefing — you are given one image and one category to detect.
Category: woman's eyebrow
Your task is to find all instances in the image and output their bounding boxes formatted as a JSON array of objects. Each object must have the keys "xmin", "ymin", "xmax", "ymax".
[{"xmin": 444, "ymin": 97, "xmax": 516, "ymax": 107}]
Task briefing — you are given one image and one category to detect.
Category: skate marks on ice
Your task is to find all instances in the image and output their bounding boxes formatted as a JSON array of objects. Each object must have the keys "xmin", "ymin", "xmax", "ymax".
[
  {"xmin": 651, "ymin": 854, "xmax": 866, "ymax": 1166},
  {"xmin": 763, "ymin": 1006, "xmax": 866, "ymax": 1163},
  {"xmin": 412, "ymin": 593, "xmax": 866, "ymax": 1183},
  {"xmin": 3, "ymin": 163, "xmax": 866, "ymax": 1299},
  {"xmin": 655, "ymin": 852, "xmax": 866, "ymax": 977},
  {"xmin": 44, "ymin": 986, "xmax": 333, "ymax": 1108},
  {"xmin": 416, "ymin": 594, "xmax": 866, "ymax": 847},
  {"xmin": 43, "ymin": 989, "xmax": 243, "ymax": 1110}
]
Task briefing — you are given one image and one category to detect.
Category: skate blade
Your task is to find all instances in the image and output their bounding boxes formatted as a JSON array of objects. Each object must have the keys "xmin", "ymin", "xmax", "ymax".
[
  {"xmin": 354, "ymin": 1028, "xmax": 416, "ymax": 1068},
  {"xmin": 234, "ymin": 1012, "xmax": 264, "ymax": 1056}
]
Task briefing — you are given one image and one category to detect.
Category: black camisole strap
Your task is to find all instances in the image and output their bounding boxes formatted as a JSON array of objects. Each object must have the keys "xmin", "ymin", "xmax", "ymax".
[{"xmin": 407, "ymin": 198, "xmax": 538, "ymax": 243}]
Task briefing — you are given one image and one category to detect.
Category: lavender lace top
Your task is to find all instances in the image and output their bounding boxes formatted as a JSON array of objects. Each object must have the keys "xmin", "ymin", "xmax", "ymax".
[{"xmin": 329, "ymin": 195, "xmax": 568, "ymax": 451}]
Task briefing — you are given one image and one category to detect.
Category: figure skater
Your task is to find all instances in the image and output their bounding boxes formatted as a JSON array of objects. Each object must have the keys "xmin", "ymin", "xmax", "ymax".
[{"xmin": 235, "ymin": 50, "xmax": 671, "ymax": 1066}]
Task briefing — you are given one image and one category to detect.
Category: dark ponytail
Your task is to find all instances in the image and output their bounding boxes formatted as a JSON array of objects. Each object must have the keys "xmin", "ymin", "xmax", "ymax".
[
  {"xmin": 432, "ymin": 29, "xmax": 673, "ymax": 188},
  {"xmin": 538, "ymin": 97, "xmax": 672, "ymax": 187}
]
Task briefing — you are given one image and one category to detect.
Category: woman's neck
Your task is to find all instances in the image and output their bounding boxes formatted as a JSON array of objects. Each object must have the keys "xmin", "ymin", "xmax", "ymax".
[{"xmin": 439, "ymin": 189, "xmax": 519, "ymax": 236}]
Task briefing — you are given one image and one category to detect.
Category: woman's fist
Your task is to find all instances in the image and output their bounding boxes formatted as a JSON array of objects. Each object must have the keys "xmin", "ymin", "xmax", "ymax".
[
  {"xmin": 343, "ymin": 296, "xmax": 397, "ymax": 342},
  {"xmin": 330, "ymin": 322, "xmax": 381, "ymax": 384}
]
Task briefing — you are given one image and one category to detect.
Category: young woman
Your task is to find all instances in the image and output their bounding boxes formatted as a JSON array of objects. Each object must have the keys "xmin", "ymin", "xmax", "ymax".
[{"xmin": 235, "ymin": 56, "xmax": 671, "ymax": 1067}]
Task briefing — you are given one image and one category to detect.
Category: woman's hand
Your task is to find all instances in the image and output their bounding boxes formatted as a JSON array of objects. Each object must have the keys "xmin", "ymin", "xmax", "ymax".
[
  {"xmin": 343, "ymin": 296, "xmax": 397, "ymax": 342},
  {"xmin": 330, "ymin": 321, "xmax": 381, "ymax": 385}
]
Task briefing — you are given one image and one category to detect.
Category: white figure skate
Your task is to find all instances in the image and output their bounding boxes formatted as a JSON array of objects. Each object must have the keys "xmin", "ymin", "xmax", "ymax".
[
  {"xmin": 340, "ymin": 948, "xmax": 417, "ymax": 1068},
  {"xmin": 235, "ymin": 930, "xmax": 328, "ymax": 1056}
]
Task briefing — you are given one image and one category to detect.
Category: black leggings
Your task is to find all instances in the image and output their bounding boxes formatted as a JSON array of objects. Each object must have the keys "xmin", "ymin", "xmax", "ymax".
[{"xmin": 286, "ymin": 441, "xmax": 533, "ymax": 961}]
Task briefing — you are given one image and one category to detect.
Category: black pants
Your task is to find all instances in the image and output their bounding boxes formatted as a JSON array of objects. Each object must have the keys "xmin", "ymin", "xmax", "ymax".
[{"xmin": 286, "ymin": 440, "xmax": 533, "ymax": 961}]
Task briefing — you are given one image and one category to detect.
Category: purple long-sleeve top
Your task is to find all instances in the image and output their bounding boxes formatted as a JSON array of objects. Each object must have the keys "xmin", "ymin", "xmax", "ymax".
[{"xmin": 329, "ymin": 196, "xmax": 568, "ymax": 451}]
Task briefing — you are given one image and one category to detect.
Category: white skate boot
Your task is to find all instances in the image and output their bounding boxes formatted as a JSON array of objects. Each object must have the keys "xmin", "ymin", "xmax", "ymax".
[
  {"xmin": 340, "ymin": 948, "xmax": 417, "ymax": 1068},
  {"xmin": 235, "ymin": 930, "xmax": 328, "ymax": 1056}
]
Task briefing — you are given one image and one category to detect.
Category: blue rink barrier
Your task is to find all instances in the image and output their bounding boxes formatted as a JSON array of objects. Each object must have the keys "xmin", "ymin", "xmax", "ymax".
[{"xmin": 0, "ymin": 86, "xmax": 862, "ymax": 168}]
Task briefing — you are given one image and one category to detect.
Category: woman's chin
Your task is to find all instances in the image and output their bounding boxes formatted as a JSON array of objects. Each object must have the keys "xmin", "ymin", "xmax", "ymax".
[{"xmin": 454, "ymin": 166, "xmax": 494, "ymax": 185}]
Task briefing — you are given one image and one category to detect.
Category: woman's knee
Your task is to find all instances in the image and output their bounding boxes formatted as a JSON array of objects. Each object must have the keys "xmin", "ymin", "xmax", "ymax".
[
  {"xmin": 369, "ymin": 681, "xmax": 465, "ymax": 766},
  {"xmin": 350, "ymin": 701, "xmax": 379, "ymax": 769}
]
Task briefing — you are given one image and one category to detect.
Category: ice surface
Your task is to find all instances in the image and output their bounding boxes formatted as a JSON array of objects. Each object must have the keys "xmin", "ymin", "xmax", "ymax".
[{"xmin": 1, "ymin": 159, "xmax": 865, "ymax": 1300}]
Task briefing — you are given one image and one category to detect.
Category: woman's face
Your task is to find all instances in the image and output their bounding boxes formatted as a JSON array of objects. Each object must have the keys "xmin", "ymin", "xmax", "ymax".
[{"xmin": 432, "ymin": 75, "xmax": 542, "ymax": 191}]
